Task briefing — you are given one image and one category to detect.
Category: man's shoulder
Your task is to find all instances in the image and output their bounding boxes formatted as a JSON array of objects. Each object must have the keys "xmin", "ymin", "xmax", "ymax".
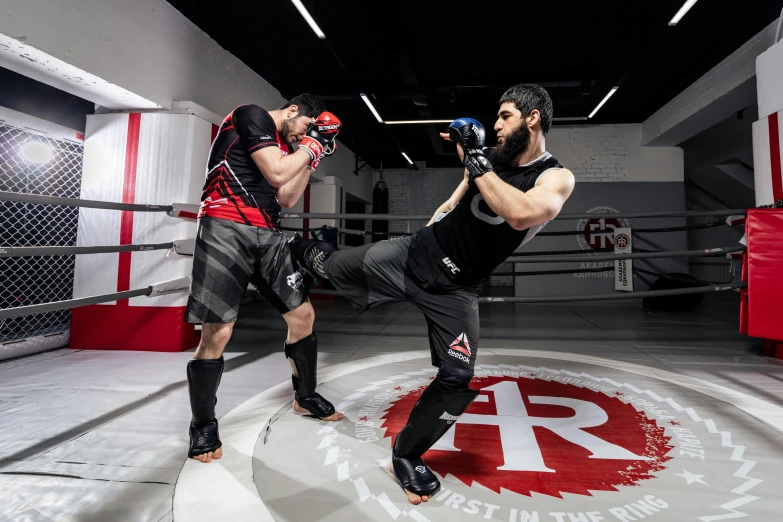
[
  {"xmin": 232, "ymin": 104, "xmax": 273, "ymax": 122},
  {"xmin": 533, "ymin": 154, "xmax": 569, "ymax": 179}
]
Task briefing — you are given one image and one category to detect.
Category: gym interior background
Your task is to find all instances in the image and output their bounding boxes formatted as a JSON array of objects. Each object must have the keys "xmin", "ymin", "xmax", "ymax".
[{"xmin": 1, "ymin": 1, "xmax": 782, "ymax": 521}]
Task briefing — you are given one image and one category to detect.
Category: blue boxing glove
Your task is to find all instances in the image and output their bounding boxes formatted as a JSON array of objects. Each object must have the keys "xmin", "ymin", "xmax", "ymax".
[{"xmin": 447, "ymin": 118, "xmax": 493, "ymax": 179}]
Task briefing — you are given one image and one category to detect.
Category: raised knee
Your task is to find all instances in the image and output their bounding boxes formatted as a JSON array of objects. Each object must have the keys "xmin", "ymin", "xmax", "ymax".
[{"xmin": 436, "ymin": 362, "xmax": 473, "ymax": 391}]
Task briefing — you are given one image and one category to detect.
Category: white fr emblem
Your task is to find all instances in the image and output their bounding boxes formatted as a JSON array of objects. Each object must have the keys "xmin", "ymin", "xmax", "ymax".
[{"xmin": 432, "ymin": 380, "xmax": 650, "ymax": 472}]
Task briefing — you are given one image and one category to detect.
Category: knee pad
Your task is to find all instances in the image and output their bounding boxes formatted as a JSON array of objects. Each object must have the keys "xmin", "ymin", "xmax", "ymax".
[
  {"xmin": 288, "ymin": 236, "xmax": 335, "ymax": 280},
  {"xmin": 436, "ymin": 361, "xmax": 473, "ymax": 391}
]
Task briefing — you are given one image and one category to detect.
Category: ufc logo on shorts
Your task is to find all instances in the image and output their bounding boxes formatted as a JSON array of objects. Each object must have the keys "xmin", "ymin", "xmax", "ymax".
[
  {"xmin": 431, "ymin": 381, "xmax": 649, "ymax": 472},
  {"xmin": 442, "ymin": 257, "xmax": 460, "ymax": 274}
]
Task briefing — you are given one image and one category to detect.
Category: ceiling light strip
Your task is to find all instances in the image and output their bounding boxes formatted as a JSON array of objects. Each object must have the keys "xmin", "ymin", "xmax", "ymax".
[
  {"xmin": 360, "ymin": 93, "xmax": 383, "ymax": 123},
  {"xmin": 290, "ymin": 0, "xmax": 326, "ymax": 39},
  {"xmin": 668, "ymin": 0, "xmax": 699, "ymax": 26},
  {"xmin": 385, "ymin": 119, "xmax": 455, "ymax": 125},
  {"xmin": 401, "ymin": 152, "xmax": 414, "ymax": 165},
  {"xmin": 588, "ymin": 87, "xmax": 619, "ymax": 119}
]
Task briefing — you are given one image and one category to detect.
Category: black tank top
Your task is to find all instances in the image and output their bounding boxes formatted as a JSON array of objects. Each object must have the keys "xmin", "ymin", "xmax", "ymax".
[{"xmin": 431, "ymin": 151, "xmax": 563, "ymax": 282}]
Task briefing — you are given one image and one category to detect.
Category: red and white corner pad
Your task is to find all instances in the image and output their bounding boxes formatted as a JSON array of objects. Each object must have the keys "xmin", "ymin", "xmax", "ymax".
[
  {"xmin": 752, "ymin": 111, "xmax": 783, "ymax": 206},
  {"xmin": 71, "ymin": 110, "xmax": 211, "ymax": 352},
  {"xmin": 172, "ymin": 349, "xmax": 783, "ymax": 522}
]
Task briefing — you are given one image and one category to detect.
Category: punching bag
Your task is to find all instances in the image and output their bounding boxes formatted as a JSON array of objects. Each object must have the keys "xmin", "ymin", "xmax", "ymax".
[{"xmin": 372, "ymin": 179, "xmax": 389, "ymax": 242}]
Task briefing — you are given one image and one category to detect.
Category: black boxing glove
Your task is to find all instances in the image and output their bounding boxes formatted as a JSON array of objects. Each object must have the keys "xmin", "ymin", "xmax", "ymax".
[{"xmin": 447, "ymin": 117, "xmax": 493, "ymax": 179}]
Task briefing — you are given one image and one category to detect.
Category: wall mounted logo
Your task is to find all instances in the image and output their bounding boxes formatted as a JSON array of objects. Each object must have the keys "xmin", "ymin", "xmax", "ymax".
[{"xmin": 575, "ymin": 206, "xmax": 632, "ymax": 279}]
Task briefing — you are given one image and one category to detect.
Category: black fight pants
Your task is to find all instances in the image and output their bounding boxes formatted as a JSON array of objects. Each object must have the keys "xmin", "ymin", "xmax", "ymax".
[{"xmin": 323, "ymin": 226, "xmax": 481, "ymax": 373}]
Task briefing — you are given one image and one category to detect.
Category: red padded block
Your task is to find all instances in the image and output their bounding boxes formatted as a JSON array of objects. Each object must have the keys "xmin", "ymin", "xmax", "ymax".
[
  {"xmin": 745, "ymin": 209, "xmax": 783, "ymax": 343},
  {"xmin": 70, "ymin": 305, "xmax": 199, "ymax": 352},
  {"xmin": 763, "ymin": 340, "xmax": 783, "ymax": 358}
]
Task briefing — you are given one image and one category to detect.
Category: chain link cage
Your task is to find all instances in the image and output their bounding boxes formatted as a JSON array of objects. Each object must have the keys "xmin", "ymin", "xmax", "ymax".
[{"xmin": 0, "ymin": 123, "xmax": 84, "ymax": 343}]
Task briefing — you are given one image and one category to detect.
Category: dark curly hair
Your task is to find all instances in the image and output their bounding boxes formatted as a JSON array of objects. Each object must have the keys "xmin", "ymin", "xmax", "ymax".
[{"xmin": 499, "ymin": 84, "xmax": 553, "ymax": 135}]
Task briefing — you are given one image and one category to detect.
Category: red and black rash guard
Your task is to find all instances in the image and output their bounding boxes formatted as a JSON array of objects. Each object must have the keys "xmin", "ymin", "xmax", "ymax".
[{"xmin": 198, "ymin": 104, "xmax": 289, "ymax": 228}]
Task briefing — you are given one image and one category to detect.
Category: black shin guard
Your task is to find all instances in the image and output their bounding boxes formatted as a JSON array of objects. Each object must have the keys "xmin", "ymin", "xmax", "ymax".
[
  {"xmin": 187, "ymin": 357, "xmax": 224, "ymax": 457},
  {"xmin": 288, "ymin": 236, "xmax": 335, "ymax": 280},
  {"xmin": 284, "ymin": 333, "xmax": 336, "ymax": 419},
  {"xmin": 392, "ymin": 379, "xmax": 479, "ymax": 497}
]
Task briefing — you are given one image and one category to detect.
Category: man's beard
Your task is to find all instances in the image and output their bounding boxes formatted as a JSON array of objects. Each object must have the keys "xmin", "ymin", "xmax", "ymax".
[
  {"xmin": 490, "ymin": 122, "xmax": 531, "ymax": 170},
  {"xmin": 279, "ymin": 118, "xmax": 297, "ymax": 147}
]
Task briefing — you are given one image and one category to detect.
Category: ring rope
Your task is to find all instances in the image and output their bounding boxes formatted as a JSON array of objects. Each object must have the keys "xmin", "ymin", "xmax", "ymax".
[
  {"xmin": 488, "ymin": 266, "xmax": 733, "ymax": 286},
  {"xmin": 279, "ymin": 219, "xmax": 739, "ymax": 239},
  {"xmin": 310, "ymin": 282, "xmax": 746, "ymax": 303},
  {"xmin": 0, "ymin": 190, "xmax": 172, "ymax": 213},
  {"xmin": 477, "ymin": 283, "xmax": 746, "ymax": 303},
  {"xmin": 537, "ymin": 220, "xmax": 735, "ymax": 237},
  {"xmin": 0, "ymin": 242, "xmax": 176, "ymax": 258},
  {"xmin": 633, "ymin": 266, "xmax": 732, "ymax": 286},
  {"xmin": 280, "ymin": 209, "xmax": 747, "ymax": 221},
  {"xmin": 488, "ymin": 266, "xmax": 620, "ymax": 277},
  {"xmin": 506, "ymin": 245, "xmax": 745, "ymax": 263},
  {"xmin": 0, "ymin": 277, "xmax": 191, "ymax": 321}
]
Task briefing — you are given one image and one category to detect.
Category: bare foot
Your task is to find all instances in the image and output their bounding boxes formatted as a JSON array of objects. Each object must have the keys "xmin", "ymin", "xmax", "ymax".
[
  {"xmin": 293, "ymin": 400, "xmax": 345, "ymax": 421},
  {"xmin": 389, "ymin": 462, "xmax": 432, "ymax": 505},
  {"xmin": 192, "ymin": 447, "xmax": 223, "ymax": 463}
]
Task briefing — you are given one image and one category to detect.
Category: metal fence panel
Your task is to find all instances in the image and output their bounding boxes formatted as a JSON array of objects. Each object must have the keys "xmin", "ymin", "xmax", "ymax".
[{"xmin": 0, "ymin": 123, "xmax": 83, "ymax": 342}]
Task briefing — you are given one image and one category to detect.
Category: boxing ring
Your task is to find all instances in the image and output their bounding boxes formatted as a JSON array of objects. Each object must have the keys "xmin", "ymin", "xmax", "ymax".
[{"xmin": 1, "ymin": 188, "xmax": 782, "ymax": 522}]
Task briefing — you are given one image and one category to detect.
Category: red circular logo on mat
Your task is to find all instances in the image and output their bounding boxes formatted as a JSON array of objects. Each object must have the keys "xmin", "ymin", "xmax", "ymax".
[
  {"xmin": 615, "ymin": 233, "xmax": 630, "ymax": 249},
  {"xmin": 582, "ymin": 217, "xmax": 623, "ymax": 250},
  {"xmin": 380, "ymin": 376, "xmax": 673, "ymax": 498}
]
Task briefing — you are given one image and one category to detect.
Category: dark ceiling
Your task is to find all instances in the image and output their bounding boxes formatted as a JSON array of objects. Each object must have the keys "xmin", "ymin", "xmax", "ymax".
[{"xmin": 166, "ymin": 0, "xmax": 781, "ymax": 169}]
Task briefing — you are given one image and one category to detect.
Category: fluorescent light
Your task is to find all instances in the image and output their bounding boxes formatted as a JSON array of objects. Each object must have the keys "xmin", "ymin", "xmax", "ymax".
[
  {"xmin": 290, "ymin": 0, "xmax": 326, "ymax": 39},
  {"xmin": 588, "ymin": 87, "xmax": 619, "ymax": 119},
  {"xmin": 401, "ymin": 152, "xmax": 414, "ymax": 165},
  {"xmin": 668, "ymin": 0, "xmax": 699, "ymax": 26},
  {"xmin": 553, "ymin": 116, "xmax": 589, "ymax": 122},
  {"xmin": 385, "ymin": 119, "xmax": 455, "ymax": 125},
  {"xmin": 360, "ymin": 92, "xmax": 383, "ymax": 123},
  {"xmin": 20, "ymin": 141, "xmax": 53, "ymax": 164}
]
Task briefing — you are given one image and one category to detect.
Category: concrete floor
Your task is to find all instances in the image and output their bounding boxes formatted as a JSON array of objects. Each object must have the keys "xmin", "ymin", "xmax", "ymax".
[{"xmin": 0, "ymin": 293, "xmax": 781, "ymax": 521}]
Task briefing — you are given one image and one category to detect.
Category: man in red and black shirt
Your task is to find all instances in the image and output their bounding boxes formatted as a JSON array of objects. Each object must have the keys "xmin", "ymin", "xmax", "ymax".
[{"xmin": 184, "ymin": 94, "xmax": 345, "ymax": 463}]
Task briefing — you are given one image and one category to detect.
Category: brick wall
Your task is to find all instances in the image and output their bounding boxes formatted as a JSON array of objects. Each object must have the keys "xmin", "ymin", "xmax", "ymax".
[
  {"xmin": 548, "ymin": 125, "xmax": 630, "ymax": 182},
  {"xmin": 375, "ymin": 172, "xmax": 410, "ymax": 234},
  {"xmin": 423, "ymin": 168, "xmax": 465, "ymax": 214},
  {"xmin": 547, "ymin": 124, "xmax": 683, "ymax": 183}
]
